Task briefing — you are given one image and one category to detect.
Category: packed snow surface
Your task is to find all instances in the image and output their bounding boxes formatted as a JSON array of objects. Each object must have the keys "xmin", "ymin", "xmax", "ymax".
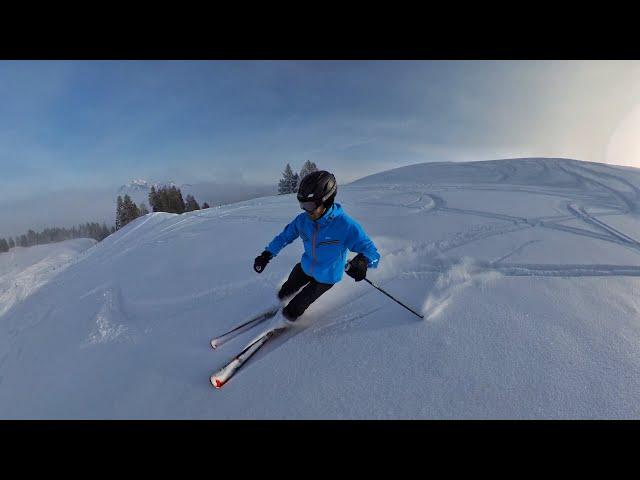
[{"xmin": 1, "ymin": 158, "xmax": 640, "ymax": 419}]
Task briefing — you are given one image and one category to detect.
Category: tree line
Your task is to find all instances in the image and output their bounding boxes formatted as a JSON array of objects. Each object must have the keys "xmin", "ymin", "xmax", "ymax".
[
  {"xmin": 2, "ymin": 169, "xmax": 312, "ymax": 254},
  {"xmin": 115, "ymin": 195, "xmax": 149, "ymax": 230},
  {"xmin": 115, "ymin": 187, "xmax": 210, "ymax": 230},
  {"xmin": 0, "ymin": 222, "xmax": 115, "ymax": 253},
  {"xmin": 278, "ymin": 160, "xmax": 319, "ymax": 194},
  {"xmin": 0, "ymin": 186, "xmax": 213, "ymax": 254},
  {"xmin": 148, "ymin": 186, "xmax": 209, "ymax": 214}
]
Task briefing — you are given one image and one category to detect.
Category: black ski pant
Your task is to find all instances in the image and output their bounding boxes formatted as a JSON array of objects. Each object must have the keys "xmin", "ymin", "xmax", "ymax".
[{"xmin": 278, "ymin": 263, "xmax": 334, "ymax": 321}]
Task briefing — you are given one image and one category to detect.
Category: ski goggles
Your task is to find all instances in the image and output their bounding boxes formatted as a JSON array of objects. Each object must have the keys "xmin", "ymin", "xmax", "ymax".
[{"xmin": 299, "ymin": 200, "xmax": 319, "ymax": 212}]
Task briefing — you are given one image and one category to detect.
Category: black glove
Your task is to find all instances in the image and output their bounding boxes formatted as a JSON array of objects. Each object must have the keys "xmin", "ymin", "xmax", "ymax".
[
  {"xmin": 346, "ymin": 253, "xmax": 368, "ymax": 281},
  {"xmin": 253, "ymin": 250, "xmax": 273, "ymax": 273}
]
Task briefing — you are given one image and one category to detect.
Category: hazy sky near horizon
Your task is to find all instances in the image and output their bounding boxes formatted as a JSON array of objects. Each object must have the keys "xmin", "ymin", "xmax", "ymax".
[{"xmin": 2, "ymin": 60, "xmax": 640, "ymax": 203}]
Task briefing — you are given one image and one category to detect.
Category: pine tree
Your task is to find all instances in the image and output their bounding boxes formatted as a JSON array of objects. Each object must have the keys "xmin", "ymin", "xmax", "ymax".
[
  {"xmin": 8, "ymin": 237, "xmax": 15, "ymax": 249},
  {"xmin": 149, "ymin": 186, "xmax": 159, "ymax": 212},
  {"xmin": 202, "ymin": 202, "xmax": 210, "ymax": 209},
  {"xmin": 139, "ymin": 203, "xmax": 149, "ymax": 216},
  {"xmin": 278, "ymin": 163, "xmax": 299, "ymax": 195},
  {"xmin": 27, "ymin": 229, "xmax": 37, "ymax": 246},
  {"xmin": 116, "ymin": 195, "xmax": 140, "ymax": 230},
  {"xmin": 160, "ymin": 186, "xmax": 185, "ymax": 214},
  {"xmin": 154, "ymin": 187, "xmax": 165, "ymax": 212},
  {"xmin": 0, "ymin": 238, "xmax": 8, "ymax": 253},
  {"xmin": 185, "ymin": 195, "xmax": 200, "ymax": 212},
  {"xmin": 161, "ymin": 187, "xmax": 171, "ymax": 212},
  {"xmin": 159, "ymin": 187, "xmax": 169, "ymax": 212},
  {"xmin": 145, "ymin": 185, "xmax": 192, "ymax": 214},
  {"xmin": 173, "ymin": 187, "xmax": 186, "ymax": 214},
  {"xmin": 116, "ymin": 196, "xmax": 124, "ymax": 230},
  {"xmin": 154, "ymin": 186, "xmax": 168, "ymax": 213},
  {"xmin": 123, "ymin": 195, "xmax": 140, "ymax": 227},
  {"xmin": 99, "ymin": 223, "xmax": 108, "ymax": 240},
  {"xmin": 299, "ymin": 160, "xmax": 318, "ymax": 187}
]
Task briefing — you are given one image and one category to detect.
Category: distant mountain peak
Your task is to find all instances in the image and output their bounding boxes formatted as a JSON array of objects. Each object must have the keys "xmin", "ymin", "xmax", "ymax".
[{"xmin": 118, "ymin": 179, "xmax": 181, "ymax": 194}]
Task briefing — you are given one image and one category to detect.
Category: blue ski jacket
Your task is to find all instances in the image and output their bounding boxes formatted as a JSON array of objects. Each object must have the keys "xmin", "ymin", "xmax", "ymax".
[{"xmin": 265, "ymin": 203, "xmax": 380, "ymax": 285}]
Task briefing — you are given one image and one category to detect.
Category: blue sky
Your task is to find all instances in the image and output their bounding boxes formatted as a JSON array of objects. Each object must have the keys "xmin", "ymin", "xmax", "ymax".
[{"xmin": 1, "ymin": 60, "xmax": 640, "ymax": 203}]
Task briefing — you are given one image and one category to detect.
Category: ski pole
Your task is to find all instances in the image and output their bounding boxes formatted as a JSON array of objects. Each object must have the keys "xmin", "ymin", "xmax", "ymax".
[{"xmin": 346, "ymin": 261, "xmax": 424, "ymax": 319}]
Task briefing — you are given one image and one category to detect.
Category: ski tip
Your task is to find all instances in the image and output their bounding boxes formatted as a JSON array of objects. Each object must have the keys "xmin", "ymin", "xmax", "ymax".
[
  {"xmin": 210, "ymin": 340, "xmax": 218, "ymax": 349},
  {"xmin": 211, "ymin": 377, "xmax": 225, "ymax": 389}
]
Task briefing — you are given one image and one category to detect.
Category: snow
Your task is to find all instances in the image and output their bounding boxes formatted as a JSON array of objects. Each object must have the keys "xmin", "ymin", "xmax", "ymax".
[
  {"xmin": 0, "ymin": 239, "xmax": 96, "ymax": 319},
  {"xmin": 1, "ymin": 158, "xmax": 640, "ymax": 418}
]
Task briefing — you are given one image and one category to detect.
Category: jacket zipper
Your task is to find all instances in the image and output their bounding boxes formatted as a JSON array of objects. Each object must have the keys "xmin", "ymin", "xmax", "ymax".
[{"xmin": 310, "ymin": 222, "xmax": 319, "ymax": 273}]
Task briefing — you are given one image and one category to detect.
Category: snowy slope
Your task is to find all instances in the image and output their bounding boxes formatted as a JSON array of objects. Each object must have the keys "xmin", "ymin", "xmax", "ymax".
[
  {"xmin": 1, "ymin": 158, "xmax": 640, "ymax": 419},
  {"xmin": 0, "ymin": 239, "xmax": 96, "ymax": 319}
]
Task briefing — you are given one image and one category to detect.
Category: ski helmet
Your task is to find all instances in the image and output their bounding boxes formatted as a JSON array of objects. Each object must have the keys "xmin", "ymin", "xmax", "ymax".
[{"xmin": 297, "ymin": 170, "xmax": 337, "ymax": 211}]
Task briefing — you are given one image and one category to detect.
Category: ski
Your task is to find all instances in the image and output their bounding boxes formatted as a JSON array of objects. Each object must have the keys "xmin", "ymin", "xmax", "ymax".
[
  {"xmin": 210, "ymin": 307, "xmax": 280, "ymax": 349},
  {"xmin": 210, "ymin": 327, "xmax": 286, "ymax": 389}
]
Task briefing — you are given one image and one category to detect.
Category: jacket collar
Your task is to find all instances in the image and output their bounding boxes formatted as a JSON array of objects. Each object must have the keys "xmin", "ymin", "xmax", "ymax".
[{"xmin": 313, "ymin": 203, "xmax": 342, "ymax": 227}]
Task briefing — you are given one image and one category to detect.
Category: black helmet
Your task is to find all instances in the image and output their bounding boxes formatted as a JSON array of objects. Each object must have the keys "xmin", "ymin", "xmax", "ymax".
[{"xmin": 297, "ymin": 170, "xmax": 337, "ymax": 210}]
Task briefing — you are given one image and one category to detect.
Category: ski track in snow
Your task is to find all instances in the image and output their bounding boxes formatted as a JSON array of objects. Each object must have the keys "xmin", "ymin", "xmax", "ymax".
[
  {"xmin": 129, "ymin": 272, "xmax": 284, "ymax": 321},
  {"xmin": 490, "ymin": 240, "xmax": 541, "ymax": 265},
  {"xmin": 84, "ymin": 286, "xmax": 132, "ymax": 346},
  {"xmin": 349, "ymin": 158, "xmax": 640, "ymax": 324},
  {"xmin": 312, "ymin": 306, "xmax": 386, "ymax": 334},
  {"xmin": 394, "ymin": 164, "xmax": 640, "ymax": 277}
]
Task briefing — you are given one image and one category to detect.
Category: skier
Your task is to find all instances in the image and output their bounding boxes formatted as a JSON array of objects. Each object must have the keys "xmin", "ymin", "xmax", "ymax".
[
  {"xmin": 253, "ymin": 170, "xmax": 380, "ymax": 329},
  {"xmin": 210, "ymin": 171, "xmax": 384, "ymax": 388}
]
